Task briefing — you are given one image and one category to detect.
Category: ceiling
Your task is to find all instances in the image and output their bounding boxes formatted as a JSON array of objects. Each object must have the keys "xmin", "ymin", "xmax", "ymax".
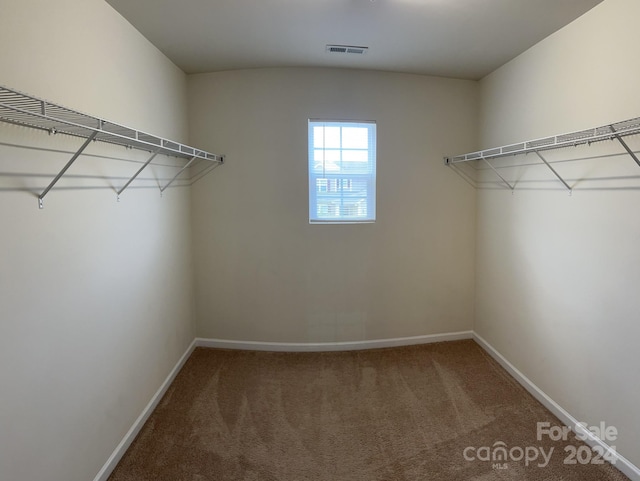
[{"xmin": 105, "ymin": 0, "xmax": 603, "ymax": 80}]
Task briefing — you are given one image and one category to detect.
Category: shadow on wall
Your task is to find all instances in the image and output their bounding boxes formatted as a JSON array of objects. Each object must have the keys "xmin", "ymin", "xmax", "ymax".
[{"xmin": 0, "ymin": 140, "xmax": 220, "ymax": 201}]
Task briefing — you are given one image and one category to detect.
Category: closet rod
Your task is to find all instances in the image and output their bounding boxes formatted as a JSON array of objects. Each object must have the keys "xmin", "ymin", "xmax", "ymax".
[
  {"xmin": 0, "ymin": 85, "xmax": 222, "ymax": 162},
  {"xmin": 445, "ymin": 116, "xmax": 640, "ymax": 165},
  {"xmin": 0, "ymin": 85, "xmax": 224, "ymax": 207}
]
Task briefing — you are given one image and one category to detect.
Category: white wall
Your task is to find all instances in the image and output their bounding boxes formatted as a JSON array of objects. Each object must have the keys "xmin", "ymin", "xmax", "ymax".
[
  {"xmin": 189, "ymin": 68, "xmax": 478, "ymax": 343},
  {"xmin": 477, "ymin": 0, "xmax": 640, "ymax": 469},
  {"xmin": 0, "ymin": 1, "xmax": 195, "ymax": 480}
]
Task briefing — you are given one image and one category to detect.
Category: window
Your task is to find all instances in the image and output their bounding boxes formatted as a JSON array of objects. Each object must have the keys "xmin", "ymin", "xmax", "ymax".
[{"xmin": 308, "ymin": 120, "xmax": 376, "ymax": 223}]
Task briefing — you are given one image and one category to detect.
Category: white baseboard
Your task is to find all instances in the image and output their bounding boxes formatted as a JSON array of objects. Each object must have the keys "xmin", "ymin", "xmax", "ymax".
[
  {"xmin": 196, "ymin": 330, "xmax": 474, "ymax": 352},
  {"xmin": 473, "ymin": 332, "xmax": 640, "ymax": 481},
  {"xmin": 92, "ymin": 339, "xmax": 197, "ymax": 481}
]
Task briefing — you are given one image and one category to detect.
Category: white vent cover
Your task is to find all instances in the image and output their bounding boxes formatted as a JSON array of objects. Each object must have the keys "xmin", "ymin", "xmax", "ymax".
[{"xmin": 326, "ymin": 44, "xmax": 369, "ymax": 55}]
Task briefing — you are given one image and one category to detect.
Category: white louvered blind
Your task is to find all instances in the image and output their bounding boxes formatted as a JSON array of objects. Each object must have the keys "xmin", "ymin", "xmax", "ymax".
[{"xmin": 308, "ymin": 120, "xmax": 376, "ymax": 223}]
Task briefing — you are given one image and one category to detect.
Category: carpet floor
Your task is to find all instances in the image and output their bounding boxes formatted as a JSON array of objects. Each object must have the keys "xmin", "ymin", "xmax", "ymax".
[{"xmin": 108, "ymin": 340, "xmax": 629, "ymax": 480}]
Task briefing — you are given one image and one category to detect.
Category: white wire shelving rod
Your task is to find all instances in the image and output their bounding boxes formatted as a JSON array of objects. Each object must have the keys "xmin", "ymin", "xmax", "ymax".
[
  {"xmin": 444, "ymin": 115, "xmax": 640, "ymax": 192},
  {"xmin": 0, "ymin": 85, "xmax": 225, "ymax": 207},
  {"xmin": 444, "ymin": 116, "xmax": 640, "ymax": 164}
]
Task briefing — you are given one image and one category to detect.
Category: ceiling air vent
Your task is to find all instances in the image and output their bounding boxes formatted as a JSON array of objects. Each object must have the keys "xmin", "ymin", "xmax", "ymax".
[{"xmin": 326, "ymin": 44, "xmax": 368, "ymax": 55}]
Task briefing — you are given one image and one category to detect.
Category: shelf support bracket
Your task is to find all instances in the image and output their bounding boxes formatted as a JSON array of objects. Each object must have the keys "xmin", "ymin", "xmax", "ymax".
[
  {"xmin": 116, "ymin": 149, "xmax": 161, "ymax": 201},
  {"xmin": 159, "ymin": 156, "xmax": 198, "ymax": 194},
  {"xmin": 38, "ymin": 131, "xmax": 98, "ymax": 209},
  {"xmin": 482, "ymin": 157, "xmax": 515, "ymax": 191},
  {"xmin": 609, "ymin": 126, "xmax": 640, "ymax": 167},
  {"xmin": 534, "ymin": 151, "xmax": 572, "ymax": 193}
]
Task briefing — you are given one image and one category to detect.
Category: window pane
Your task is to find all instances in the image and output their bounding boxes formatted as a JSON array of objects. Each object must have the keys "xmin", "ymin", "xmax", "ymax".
[
  {"xmin": 347, "ymin": 178, "xmax": 369, "ymax": 196},
  {"xmin": 313, "ymin": 126, "xmax": 325, "ymax": 148},
  {"xmin": 342, "ymin": 150, "xmax": 368, "ymax": 162},
  {"xmin": 314, "ymin": 126, "xmax": 341, "ymax": 148},
  {"xmin": 324, "ymin": 127, "xmax": 341, "ymax": 148},
  {"xmin": 316, "ymin": 178, "xmax": 328, "ymax": 192},
  {"xmin": 342, "ymin": 127, "xmax": 368, "ymax": 149},
  {"xmin": 313, "ymin": 149, "xmax": 341, "ymax": 173},
  {"xmin": 314, "ymin": 195, "xmax": 369, "ymax": 220},
  {"xmin": 314, "ymin": 149, "xmax": 341, "ymax": 163},
  {"xmin": 342, "ymin": 162, "xmax": 371, "ymax": 175}
]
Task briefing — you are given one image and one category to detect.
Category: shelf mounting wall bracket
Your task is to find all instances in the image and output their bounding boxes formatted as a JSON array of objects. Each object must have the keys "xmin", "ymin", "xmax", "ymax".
[
  {"xmin": 38, "ymin": 130, "xmax": 98, "ymax": 209},
  {"xmin": 483, "ymin": 157, "xmax": 515, "ymax": 191},
  {"xmin": 609, "ymin": 125, "xmax": 640, "ymax": 167},
  {"xmin": 534, "ymin": 151, "xmax": 572, "ymax": 193},
  {"xmin": 159, "ymin": 156, "xmax": 198, "ymax": 194},
  {"xmin": 116, "ymin": 148, "xmax": 161, "ymax": 201}
]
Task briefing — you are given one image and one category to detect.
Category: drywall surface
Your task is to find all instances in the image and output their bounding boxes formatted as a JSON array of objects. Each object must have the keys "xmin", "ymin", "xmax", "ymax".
[
  {"xmin": 0, "ymin": 0, "xmax": 188, "ymax": 142},
  {"xmin": 0, "ymin": 1, "xmax": 194, "ymax": 481},
  {"xmin": 477, "ymin": 0, "xmax": 640, "ymax": 470},
  {"xmin": 189, "ymin": 68, "xmax": 478, "ymax": 343}
]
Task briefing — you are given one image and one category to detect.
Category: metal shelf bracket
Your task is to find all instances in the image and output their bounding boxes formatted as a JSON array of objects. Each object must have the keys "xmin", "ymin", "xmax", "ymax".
[
  {"xmin": 609, "ymin": 125, "xmax": 640, "ymax": 167},
  {"xmin": 116, "ymin": 148, "xmax": 161, "ymax": 201},
  {"xmin": 483, "ymin": 157, "xmax": 515, "ymax": 191},
  {"xmin": 38, "ymin": 130, "xmax": 98, "ymax": 209},
  {"xmin": 160, "ymin": 156, "xmax": 198, "ymax": 194},
  {"xmin": 534, "ymin": 151, "xmax": 572, "ymax": 194}
]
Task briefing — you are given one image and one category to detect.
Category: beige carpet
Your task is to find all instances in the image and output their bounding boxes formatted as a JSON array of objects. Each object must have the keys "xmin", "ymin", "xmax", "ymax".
[{"xmin": 108, "ymin": 340, "xmax": 628, "ymax": 480}]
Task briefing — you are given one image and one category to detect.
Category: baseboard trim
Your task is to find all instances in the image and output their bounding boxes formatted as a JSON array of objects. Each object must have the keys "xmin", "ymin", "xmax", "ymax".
[
  {"xmin": 195, "ymin": 331, "xmax": 474, "ymax": 352},
  {"xmin": 473, "ymin": 332, "xmax": 640, "ymax": 481},
  {"xmin": 92, "ymin": 338, "xmax": 197, "ymax": 481}
]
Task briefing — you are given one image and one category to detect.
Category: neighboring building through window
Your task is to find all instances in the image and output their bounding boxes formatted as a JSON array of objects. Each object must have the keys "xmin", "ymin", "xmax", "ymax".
[{"xmin": 308, "ymin": 120, "xmax": 376, "ymax": 223}]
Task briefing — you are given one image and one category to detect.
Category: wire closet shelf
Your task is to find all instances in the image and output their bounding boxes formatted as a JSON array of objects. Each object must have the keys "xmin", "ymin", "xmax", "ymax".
[
  {"xmin": 0, "ymin": 85, "xmax": 224, "ymax": 207},
  {"xmin": 444, "ymin": 116, "xmax": 640, "ymax": 192}
]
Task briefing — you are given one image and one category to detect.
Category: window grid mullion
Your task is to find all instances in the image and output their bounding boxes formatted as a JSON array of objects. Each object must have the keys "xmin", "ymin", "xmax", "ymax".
[{"xmin": 339, "ymin": 126, "xmax": 344, "ymax": 215}]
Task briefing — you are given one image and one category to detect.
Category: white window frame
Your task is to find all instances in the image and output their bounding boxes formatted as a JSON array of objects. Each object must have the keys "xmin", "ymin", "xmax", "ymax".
[{"xmin": 308, "ymin": 120, "xmax": 376, "ymax": 224}]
